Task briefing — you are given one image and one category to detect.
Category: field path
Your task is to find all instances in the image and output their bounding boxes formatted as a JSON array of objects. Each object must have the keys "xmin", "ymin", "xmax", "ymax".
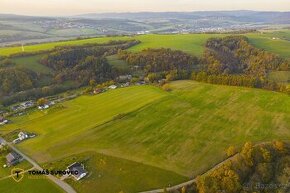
[
  {"xmin": 139, "ymin": 142, "xmax": 272, "ymax": 193},
  {"xmin": 139, "ymin": 153, "xmax": 239, "ymax": 193},
  {"xmin": 0, "ymin": 137, "xmax": 76, "ymax": 193}
]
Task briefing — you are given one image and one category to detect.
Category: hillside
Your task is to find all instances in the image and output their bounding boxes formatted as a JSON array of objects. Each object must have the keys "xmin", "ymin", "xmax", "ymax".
[
  {"xmin": 1, "ymin": 31, "xmax": 290, "ymax": 58},
  {"xmin": 1, "ymin": 11, "xmax": 290, "ymax": 46},
  {"xmin": 1, "ymin": 81, "xmax": 289, "ymax": 192}
]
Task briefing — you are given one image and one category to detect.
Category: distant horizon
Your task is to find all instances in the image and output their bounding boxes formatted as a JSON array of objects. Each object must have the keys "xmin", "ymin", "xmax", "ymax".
[
  {"xmin": 1, "ymin": 0, "xmax": 290, "ymax": 16},
  {"xmin": 1, "ymin": 9, "xmax": 290, "ymax": 17}
]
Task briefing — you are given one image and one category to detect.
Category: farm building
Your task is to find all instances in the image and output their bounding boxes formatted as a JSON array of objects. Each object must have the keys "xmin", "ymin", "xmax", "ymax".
[
  {"xmin": 67, "ymin": 162, "xmax": 88, "ymax": 181},
  {"xmin": 6, "ymin": 152, "xmax": 23, "ymax": 166}
]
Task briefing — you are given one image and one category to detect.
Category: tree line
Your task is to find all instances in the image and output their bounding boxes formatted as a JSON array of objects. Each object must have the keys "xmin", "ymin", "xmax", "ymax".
[
  {"xmin": 166, "ymin": 141, "xmax": 290, "ymax": 193},
  {"xmin": 118, "ymin": 48, "xmax": 199, "ymax": 74}
]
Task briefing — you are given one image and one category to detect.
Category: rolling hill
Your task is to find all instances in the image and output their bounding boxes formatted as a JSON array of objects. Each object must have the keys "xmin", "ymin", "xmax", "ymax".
[
  {"xmin": 1, "ymin": 30, "xmax": 290, "ymax": 58},
  {"xmin": 1, "ymin": 80, "xmax": 289, "ymax": 192}
]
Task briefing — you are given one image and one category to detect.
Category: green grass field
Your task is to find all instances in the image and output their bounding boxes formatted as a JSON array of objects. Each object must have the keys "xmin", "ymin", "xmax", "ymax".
[
  {"xmin": 11, "ymin": 55, "xmax": 53, "ymax": 75},
  {"xmin": 107, "ymin": 55, "xmax": 130, "ymax": 72},
  {"xmin": 0, "ymin": 160, "xmax": 32, "ymax": 178},
  {"xmin": 43, "ymin": 152, "xmax": 187, "ymax": 193},
  {"xmin": 1, "ymin": 85, "xmax": 166, "ymax": 162},
  {"xmin": 1, "ymin": 81, "xmax": 289, "ymax": 182},
  {"xmin": 247, "ymin": 33, "xmax": 290, "ymax": 58},
  {"xmin": 0, "ymin": 175, "xmax": 64, "ymax": 193},
  {"xmin": 1, "ymin": 30, "xmax": 290, "ymax": 58}
]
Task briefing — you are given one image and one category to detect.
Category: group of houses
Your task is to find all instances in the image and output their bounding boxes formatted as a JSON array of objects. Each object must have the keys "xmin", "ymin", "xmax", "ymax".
[
  {"xmin": 13, "ymin": 131, "xmax": 36, "ymax": 144},
  {"xmin": 10, "ymin": 99, "xmax": 56, "ymax": 112},
  {"xmin": 11, "ymin": 101, "xmax": 35, "ymax": 112}
]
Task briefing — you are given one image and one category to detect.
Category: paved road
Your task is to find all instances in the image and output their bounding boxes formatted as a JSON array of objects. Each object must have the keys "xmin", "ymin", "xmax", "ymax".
[{"xmin": 0, "ymin": 137, "xmax": 77, "ymax": 193}]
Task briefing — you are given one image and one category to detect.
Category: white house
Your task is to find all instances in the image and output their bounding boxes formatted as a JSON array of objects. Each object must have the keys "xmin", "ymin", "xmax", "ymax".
[
  {"xmin": 108, "ymin": 85, "xmax": 117, "ymax": 89},
  {"xmin": 18, "ymin": 132, "xmax": 29, "ymax": 141},
  {"xmin": 38, "ymin": 104, "xmax": 49, "ymax": 110}
]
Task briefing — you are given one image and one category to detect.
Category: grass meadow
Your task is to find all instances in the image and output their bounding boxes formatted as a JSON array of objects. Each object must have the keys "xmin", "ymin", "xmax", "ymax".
[
  {"xmin": 43, "ymin": 152, "xmax": 187, "ymax": 193},
  {"xmin": 0, "ymin": 175, "xmax": 64, "ymax": 193},
  {"xmin": 1, "ymin": 81, "xmax": 289, "ymax": 184},
  {"xmin": 11, "ymin": 54, "xmax": 53, "ymax": 75},
  {"xmin": 1, "ymin": 30, "xmax": 290, "ymax": 58}
]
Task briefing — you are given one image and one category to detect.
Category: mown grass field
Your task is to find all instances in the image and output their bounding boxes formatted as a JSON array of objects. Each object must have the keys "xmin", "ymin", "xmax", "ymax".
[
  {"xmin": 1, "ymin": 81, "xmax": 289, "ymax": 182},
  {"xmin": 247, "ymin": 33, "xmax": 290, "ymax": 58},
  {"xmin": 0, "ymin": 159, "xmax": 32, "ymax": 178},
  {"xmin": 0, "ymin": 175, "xmax": 64, "ymax": 193},
  {"xmin": 43, "ymin": 152, "xmax": 187, "ymax": 193},
  {"xmin": 11, "ymin": 55, "xmax": 53, "ymax": 75},
  {"xmin": 1, "ymin": 30, "xmax": 290, "ymax": 58},
  {"xmin": 1, "ymin": 86, "xmax": 166, "ymax": 162},
  {"xmin": 107, "ymin": 55, "xmax": 130, "ymax": 72}
]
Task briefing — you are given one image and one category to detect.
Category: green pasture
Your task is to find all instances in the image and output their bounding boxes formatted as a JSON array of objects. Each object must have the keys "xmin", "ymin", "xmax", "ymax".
[
  {"xmin": 1, "ymin": 30, "xmax": 290, "ymax": 58},
  {"xmin": 10, "ymin": 54, "xmax": 53, "ymax": 75},
  {"xmin": 1, "ymin": 85, "xmax": 166, "ymax": 162},
  {"xmin": 43, "ymin": 152, "xmax": 187, "ymax": 193},
  {"xmin": 0, "ymin": 160, "xmax": 32, "ymax": 178},
  {"xmin": 1, "ymin": 81, "xmax": 289, "ymax": 179},
  {"xmin": 0, "ymin": 175, "xmax": 64, "ymax": 193},
  {"xmin": 247, "ymin": 33, "xmax": 290, "ymax": 58}
]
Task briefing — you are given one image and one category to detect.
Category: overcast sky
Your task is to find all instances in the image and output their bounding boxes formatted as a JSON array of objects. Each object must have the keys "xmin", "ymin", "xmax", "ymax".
[{"xmin": 1, "ymin": 0, "xmax": 290, "ymax": 16}]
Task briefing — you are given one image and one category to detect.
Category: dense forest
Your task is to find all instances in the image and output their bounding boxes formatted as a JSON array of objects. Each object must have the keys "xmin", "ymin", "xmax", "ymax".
[
  {"xmin": 169, "ymin": 141, "xmax": 290, "ymax": 193},
  {"xmin": 118, "ymin": 48, "xmax": 199, "ymax": 74},
  {"xmin": 195, "ymin": 36, "xmax": 290, "ymax": 93},
  {"xmin": 202, "ymin": 36, "xmax": 289, "ymax": 76},
  {"xmin": 40, "ymin": 47, "xmax": 114, "ymax": 85},
  {"xmin": 1, "ymin": 35, "xmax": 290, "ymax": 106},
  {"xmin": 118, "ymin": 36, "xmax": 290, "ymax": 94},
  {"xmin": 0, "ymin": 40, "xmax": 139, "ymax": 106},
  {"xmin": 0, "ymin": 67, "xmax": 37, "ymax": 95}
]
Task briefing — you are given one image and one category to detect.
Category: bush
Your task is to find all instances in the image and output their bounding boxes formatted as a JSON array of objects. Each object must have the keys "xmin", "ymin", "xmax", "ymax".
[{"xmin": 162, "ymin": 84, "xmax": 172, "ymax": 91}]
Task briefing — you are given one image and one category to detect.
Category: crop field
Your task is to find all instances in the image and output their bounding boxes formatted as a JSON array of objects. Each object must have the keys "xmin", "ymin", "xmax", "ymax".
[
  {"xmin": 0, "ymin": 175, "xmax": 64, "ymax": 193},
  {"xmin": 1, "ymin": 81, "xmax": 289, "ymax": 183},
  {"xmin": 1, "ymin": 30, "xmax": 290, "ymax": 58}
]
